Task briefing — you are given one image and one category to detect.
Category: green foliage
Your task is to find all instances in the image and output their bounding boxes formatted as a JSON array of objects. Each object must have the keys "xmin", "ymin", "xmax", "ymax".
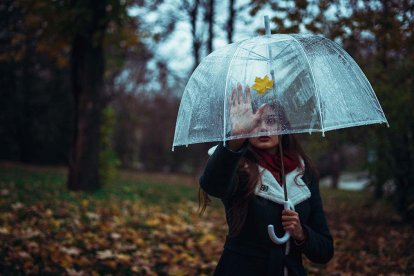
[
  {"xmin": 3, "ymin": 1, "xmax": 140, "ymax": 70},
  {"xmin": 99, "ymin": 107, "xmax": 120, "ymax": 186}
]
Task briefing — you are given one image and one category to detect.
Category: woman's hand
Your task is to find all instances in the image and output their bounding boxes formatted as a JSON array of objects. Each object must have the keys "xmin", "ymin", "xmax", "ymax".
[
  {"xmin": 228, "ymin": 83, "xmax": 267, "ymax": 136},
  {"xmin": 281, "ymin": 209, "xmax": 306, "ymax": 242},
  {"xmin": 227, "ymin": 83, "xmax": 268, "ymax": 151}
]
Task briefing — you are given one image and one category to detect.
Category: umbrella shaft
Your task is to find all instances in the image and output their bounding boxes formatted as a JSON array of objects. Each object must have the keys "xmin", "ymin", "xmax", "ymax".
[{"xmin": 278, "ymin": 139, "xmax": 287, "ymax": 201}]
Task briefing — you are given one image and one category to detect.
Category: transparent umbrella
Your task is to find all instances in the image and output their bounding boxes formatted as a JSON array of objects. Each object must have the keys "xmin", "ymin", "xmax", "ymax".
[
  {"xmin": 173, "ymin": 23, "xmax": 388, "ymax": 148},
  {"xmin": 173, "ymin": 16, "xmax": 388, "ymax": 244}
]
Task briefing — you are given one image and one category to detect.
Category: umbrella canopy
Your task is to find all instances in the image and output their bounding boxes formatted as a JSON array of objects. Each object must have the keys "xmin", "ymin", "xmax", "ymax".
[{"xmin": 173, "ymin": 33, "xmax": 388, "ymax": 148}]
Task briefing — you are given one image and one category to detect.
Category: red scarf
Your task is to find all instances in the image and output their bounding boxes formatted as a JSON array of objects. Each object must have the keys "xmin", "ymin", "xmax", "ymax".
[{"xmin": 253, "ymin": 147, "xmax": 300, "ymax": 185}]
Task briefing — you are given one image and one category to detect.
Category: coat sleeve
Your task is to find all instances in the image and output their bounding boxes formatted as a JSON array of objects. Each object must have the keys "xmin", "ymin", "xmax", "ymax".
[
  {"xmin": 199, "ymin": 142, "xmax": 247, "ymax": 199},
  {"xmin": 295, "ymin": 179, "xmax": 334, "ymax": 264}
]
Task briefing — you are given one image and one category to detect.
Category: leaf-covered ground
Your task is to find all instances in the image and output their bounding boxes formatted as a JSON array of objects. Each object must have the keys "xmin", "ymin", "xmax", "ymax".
[{"xmin": 0, "ymin": 163, "xmax": 413, "ymax": 275}]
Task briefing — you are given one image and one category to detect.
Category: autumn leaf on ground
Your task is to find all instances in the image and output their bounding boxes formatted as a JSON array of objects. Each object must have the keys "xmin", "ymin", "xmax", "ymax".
[
  {"xmin": 0, "ymin": 165, "xmax": 413, "ymax": 275},
  {"xmin": 96, "ymin": 250, "xmax": 115, "ymax": 260}
]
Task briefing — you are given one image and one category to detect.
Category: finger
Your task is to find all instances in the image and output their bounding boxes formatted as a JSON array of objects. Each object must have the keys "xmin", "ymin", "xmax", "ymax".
[
  {"xmin": 282, "ymin": 209, "xmax": 299, "ymax": 216},
  {"xmin": 281, "ymin": 211, "xmax": 299, "ymax": 218},
  {"xmin": 281, "ymin": 221, "xmax": 299, "ymax": 228},
  {"xmin": 282, "ymin": 221, "xmax": 297, "ymax": 227},
  {"xmin": 283, "ymin": 225, "xmax": 295, "ymax": 233},
  {"xmin": 281, "ymin": 214, "xmax": 299, "ymax": 219},
  {"xmin": 282, "ymin": 220, "xmax": 299, "ymax": 225},
  {"xmin": 283, "ymin": 226, "xmax": 295, "ymax": 233},
  {"xmin": 252, "ymin": 103, "xmax": 267, "ymax": 123},
  {"xmin": 282, "ymin": 220, "xmax": 298, "ymax": 227},
  {"xmin": 256, "ymin": 103, "xmax": 268, "ymax": 117},
  {"xmin": 231, "ymin": 88, "xmax": 236, "ymax": 106},
  {"xmin": 237, "ymin": 83, "xmax": 242, "ymax": 105},
  {"xmin": 281, "ymin": 215, "xmax": 299, "ymax": 222},
  {"xmin": 245, "ymin": 86, "xmax": 251, "ymax": 104}
]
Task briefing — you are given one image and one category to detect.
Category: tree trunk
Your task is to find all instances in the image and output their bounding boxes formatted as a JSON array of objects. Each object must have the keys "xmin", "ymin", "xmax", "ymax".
[
  {"xmin": 206, "ymin": 0, "xmax": 215, "ymax": 54},
  {"xmin": 227, "ymin": 0, "xmax": 235, "ymax": 43},
  {"xmin": 68, "ymin": 1, "xmax": 107, "ymax": 191},
  {"xmin": 190, "ymin": 0, "xmax": 200, "ymax": 71}
]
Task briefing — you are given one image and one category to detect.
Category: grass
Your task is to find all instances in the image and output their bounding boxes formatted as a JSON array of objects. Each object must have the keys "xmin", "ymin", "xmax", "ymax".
[
  {"xmin": 0, "ymin": 163, "xmax": 198, "ymax": 208},
  {"xmin": 0, "ymin": 162, "xmax": 370, "ymax": 210}
]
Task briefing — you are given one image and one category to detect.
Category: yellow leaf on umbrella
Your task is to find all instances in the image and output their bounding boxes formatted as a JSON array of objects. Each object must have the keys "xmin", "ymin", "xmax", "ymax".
[{"xmin": 252, "ymin": 75, "xmax": 274, "ymax": 94}]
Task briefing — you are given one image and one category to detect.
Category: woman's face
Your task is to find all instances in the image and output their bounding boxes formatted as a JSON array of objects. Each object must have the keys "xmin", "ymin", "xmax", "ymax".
[{"xmin": 248, "ymin": 105, "xmax": 280, "ymax": 153}]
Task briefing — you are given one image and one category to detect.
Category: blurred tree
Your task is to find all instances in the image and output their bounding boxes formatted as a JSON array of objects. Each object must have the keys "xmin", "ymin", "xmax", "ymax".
[
  {"xmin": 0, "ymin": 0, "xmax": 146, "ymax": 191},
  {"xmin": 227, "ymin": 0, "xmax": 236, "ymax": 43},
  {"xmin": 336, "ymin": 0, "xmax": 414, "ymax": 220},
  {"xmin": 181, "ymin": 0, "xmax": 202, "ymax": 71},
  {"xmin": 205, "ymin": 0, "xmax": 215, "ymax": 54},
  {"xmin": 249, "ymin": 0, "xmax": 335, "ymax": 35},
  {"xmin": 67, "ymin": 0, "xmax": 148, "ymax": 191},
  {"xmin": 67, "ymin": 0, "xmax": 110, "ymax": 191},
  {"xmin": 0, "ymin": 1, "xmax": 73, "ymax": 164},
  {"xmin": 113, "ymin": 91, "xmax": 145, "ymax": 169}
]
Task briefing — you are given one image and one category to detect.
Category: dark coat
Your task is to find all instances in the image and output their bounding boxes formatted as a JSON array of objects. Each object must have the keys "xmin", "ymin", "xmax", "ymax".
[{"xmin": 199, "ymin": 142, "xmax": 334, "ymax": 276}]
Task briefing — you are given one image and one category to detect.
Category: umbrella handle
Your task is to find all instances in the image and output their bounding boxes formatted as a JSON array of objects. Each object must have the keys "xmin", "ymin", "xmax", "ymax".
[{"xmin": 267, "ymin": 200, "xmax": 294, "ymax": 244}]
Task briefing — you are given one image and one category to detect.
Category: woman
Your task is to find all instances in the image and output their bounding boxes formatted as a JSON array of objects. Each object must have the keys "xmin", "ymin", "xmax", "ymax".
[{"xmin": 199, "ymin": 84, "xmax": 334, "ymax": 275}]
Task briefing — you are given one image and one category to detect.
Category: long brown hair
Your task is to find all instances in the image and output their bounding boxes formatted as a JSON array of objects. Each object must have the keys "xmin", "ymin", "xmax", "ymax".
[{"xmin": 198, "ymin": 134, "xmax": 319, "ymax": 236}]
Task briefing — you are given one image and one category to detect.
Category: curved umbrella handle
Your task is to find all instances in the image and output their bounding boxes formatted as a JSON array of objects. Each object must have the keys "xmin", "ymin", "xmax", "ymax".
[{"xmin": 267, "ymin": 200, "xmax": 294, "ymax": 244}]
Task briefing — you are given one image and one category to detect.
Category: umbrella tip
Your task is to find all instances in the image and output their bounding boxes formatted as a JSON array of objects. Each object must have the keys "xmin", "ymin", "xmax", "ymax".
[{"xmin": 264, "ymin": 16, "xmax": 271, "ymax": 36}]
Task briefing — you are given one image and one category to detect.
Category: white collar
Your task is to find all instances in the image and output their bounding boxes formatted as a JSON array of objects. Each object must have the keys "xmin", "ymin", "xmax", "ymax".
[{"xmin": 254, "ymin": 163, "xmax": 311, "ymax": 206}]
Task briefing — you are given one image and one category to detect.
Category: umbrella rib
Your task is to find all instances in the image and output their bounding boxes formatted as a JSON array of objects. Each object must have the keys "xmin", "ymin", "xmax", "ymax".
[
  {"xmin": 238, "ymin": 47, "xmax": 269, "ymax": 61},
  {"xmin": 288, "ymin": 35, "xmax": 325, "ymax": 135},
  {"xmin": 272, "ymin": 44, "xmax": 291, "ymax": 62}
]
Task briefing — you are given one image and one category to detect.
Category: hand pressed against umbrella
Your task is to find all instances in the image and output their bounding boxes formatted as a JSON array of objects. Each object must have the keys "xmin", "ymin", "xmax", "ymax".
[
  {"xmin": 228, "ymin": 83, "xmax": 267, "ymax": 136},
  {"xmin": 282, "ymin": 209, "xmax": 306, "ymax": 242}
]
